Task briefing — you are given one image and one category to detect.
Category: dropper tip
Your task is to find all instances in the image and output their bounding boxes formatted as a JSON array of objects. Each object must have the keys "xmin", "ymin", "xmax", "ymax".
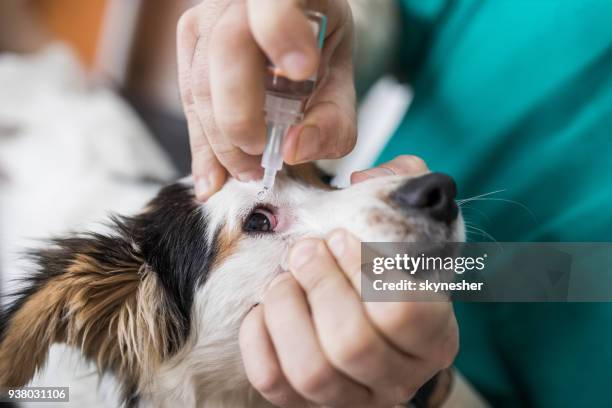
[
  {"xmin": 256, "ymin": 188, "xmax": 268, "ymax": 201},
  {"xmin": 262, "ymin": 169, "xmax": 276, "ymax": 190}
]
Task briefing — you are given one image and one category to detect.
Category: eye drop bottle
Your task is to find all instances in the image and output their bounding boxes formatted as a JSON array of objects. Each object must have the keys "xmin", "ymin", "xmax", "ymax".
[{"xmin": 260, "ymin": 10, "xmax": 327, "ymax": 192}]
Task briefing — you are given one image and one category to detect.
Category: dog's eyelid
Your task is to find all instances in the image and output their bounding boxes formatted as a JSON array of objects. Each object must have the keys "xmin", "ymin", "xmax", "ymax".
[{"xmin": 243, "ymin": 205, "xmax": 278, "ymax": 233}]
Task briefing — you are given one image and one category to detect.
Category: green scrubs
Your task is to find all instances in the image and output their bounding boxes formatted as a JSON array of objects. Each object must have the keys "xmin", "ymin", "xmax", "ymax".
[{"xmin": 377, "ymin": 1, "xmax": 612, "ymax": 406}]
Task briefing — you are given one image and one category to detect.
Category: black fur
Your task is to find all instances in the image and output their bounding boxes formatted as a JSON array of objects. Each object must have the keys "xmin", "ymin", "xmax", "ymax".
[
  {"xmin": 0, "ymin": 181, "xmax": 215, "ymax": 354},
  {"xmin": 123, "ymin": 182, "xmax": 216, "ymax": 342}
]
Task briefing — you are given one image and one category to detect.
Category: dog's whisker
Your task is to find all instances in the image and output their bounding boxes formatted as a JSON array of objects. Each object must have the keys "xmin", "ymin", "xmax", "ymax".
[
  {"xmin": 457, "ymin": 189, "xmax": 507, "ymax": 205},
  {"xmin": 458, "ymin": 204, "xmax": 493, "ymax": 225},
  {"xmin": 464, "ymin": 223, "xmax": 499, "ymax": 244},
  {"xmin": 461, "ymin": 197, "xmax": 537, "ymax": 222}
]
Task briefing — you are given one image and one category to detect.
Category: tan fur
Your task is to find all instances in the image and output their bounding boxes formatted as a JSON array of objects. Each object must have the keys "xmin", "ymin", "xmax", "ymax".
[
  {"xmin": 212, "ymin": 224, "xmax": 242, "ymax": 270},
  {"xmin": 0, "ymin": 249, "xmax": 180, "ymax": 392},
  {"xmin": 0, "ymin": 281, "xmax": 65, "ymax": 387}
]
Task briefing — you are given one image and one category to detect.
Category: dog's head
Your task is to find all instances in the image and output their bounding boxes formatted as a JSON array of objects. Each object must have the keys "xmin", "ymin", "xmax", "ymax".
[{"xmin": 0, "ymin": 163, "xmax": 464, "ymax": 404}]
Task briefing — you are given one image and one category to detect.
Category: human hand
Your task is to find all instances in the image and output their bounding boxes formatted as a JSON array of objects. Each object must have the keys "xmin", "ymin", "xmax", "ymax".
[
  {"xmin": 177, "ymin": 0, "xmax": 356, "ymax": 201},
  {"xmin": 239, "ymin": 156, "xmax": 459, "ymax": 407}
]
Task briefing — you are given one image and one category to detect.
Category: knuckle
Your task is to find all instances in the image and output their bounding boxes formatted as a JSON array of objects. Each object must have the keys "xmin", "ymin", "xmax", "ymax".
[
  {"xmin": 329, "ymin": 328, "xmax": 373, "ymax": 368},
  {"xmin": 290, "ymin": 239, "xmax": 324, "ymax": 271},
  {"xmin": 387, "ymin": 302, "xmax": 429, "ymax": 333},
  {"xmin": 210, "ymin": 11, "xmax": 250, "ymax": 53},
  {"xmin": 208, "ymin": 139, "xmax": 238, "ymax": 157},
  {"xmin": 216, "ymin": 113, "xmax": 257, "ymax": 139},
  {"xmin": 292, "ymin": 360, "xmax": 334, "ymax": 396},
  {"xmin": 303, "ymin": 273, "xmax": 341, "ymax": 298},
  {"xmin": 190, "ymin": 137, "xmax": 213, "ymax": 156},
  {"xmin": 205, "ymin": 143, "xmax": 242, "ymax": 174},
  {"xmin": 250, "ymin": 364, "xmax": 285, "ymax": 395},
  {"xmin": 263, "ymin": 277, "xmax": 296, "ymax": 305},
  {"xmin": 300, "ymin": 272, "xmax": 325, "ymax": 294}
]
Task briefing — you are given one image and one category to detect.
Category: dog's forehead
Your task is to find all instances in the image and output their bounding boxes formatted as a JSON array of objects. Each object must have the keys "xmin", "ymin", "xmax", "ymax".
[
  {"xmin": 206, "ymin": 179, "xmax": 260, "ymax": 214},
  {"xmin": 208, "ymin": 164, "xmax": 329, "ymax": 205},
  {"xmin": 203, "ymin": 169, "xmax": 327, "ymax": 230}
]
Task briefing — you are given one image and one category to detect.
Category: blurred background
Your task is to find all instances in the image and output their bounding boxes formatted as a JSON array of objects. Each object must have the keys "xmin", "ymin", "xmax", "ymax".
[{"xmin": 1, "ymin": 0, "xmax": 199, "ymax": 171}]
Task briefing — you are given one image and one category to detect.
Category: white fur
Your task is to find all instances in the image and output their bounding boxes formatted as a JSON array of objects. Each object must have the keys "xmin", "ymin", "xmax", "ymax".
[{"xmin": 148, "ymin": 174, "xmax": 464, "ymax": 407}]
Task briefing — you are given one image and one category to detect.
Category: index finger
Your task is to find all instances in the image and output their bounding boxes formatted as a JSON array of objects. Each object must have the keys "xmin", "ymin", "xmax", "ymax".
[{"xmin": 177, "ymin": 5, "xmax": 227, "ymax": 200}]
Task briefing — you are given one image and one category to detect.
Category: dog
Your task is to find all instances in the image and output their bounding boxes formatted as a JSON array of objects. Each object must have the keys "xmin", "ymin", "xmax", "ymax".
[{"xmin": 0, "ymin": 163, "xmax": 464, "ymax": 407}]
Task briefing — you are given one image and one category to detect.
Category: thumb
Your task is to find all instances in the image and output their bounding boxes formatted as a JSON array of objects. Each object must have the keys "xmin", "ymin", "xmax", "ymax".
[
  {"xmin": 283, "ymin": 65, "xmax": 357, "ymax": 165},
  {"xmin": 350, "ymin": 155, "xmax": 429, "ymax": 184}
]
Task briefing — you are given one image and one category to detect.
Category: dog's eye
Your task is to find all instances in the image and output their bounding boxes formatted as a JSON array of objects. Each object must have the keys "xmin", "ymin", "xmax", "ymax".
[{"xmin": 244, "ymin": 207, "xmax": 277, "ymax": 233}]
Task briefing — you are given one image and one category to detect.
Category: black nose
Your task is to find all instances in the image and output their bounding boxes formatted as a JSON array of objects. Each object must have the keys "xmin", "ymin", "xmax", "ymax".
[{"xmin": 390, "ymin": 173, "xmax": 459, "ymax": 224}]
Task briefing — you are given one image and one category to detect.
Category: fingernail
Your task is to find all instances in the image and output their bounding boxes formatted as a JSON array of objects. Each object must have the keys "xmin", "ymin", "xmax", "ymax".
[
  {"xmin": 195, "ymin": 177, "xmax": 211, "ymax": 200},
  {"xmin": 363, "ymin": 167, "xmax": 395, "ymax": 180},
  {"xmin": 294, "ymin": 126, "xmax": 320, "ymax": 163},
  {"xmin": 327, "ymin": 230, "xmax": 347, "ymax": 257},
  {"xmin": 240, "ymin": 143, "xmax": 263, "ymax": 156},
  {"xmin": 289, "ymin": 240, "xmax": 317, "ymax": 270},
  {"xmin": 237, "ymin": 170, "xmax": 262, "ymax": 182},
  {"xmin": 281, "ymin": 52, "xmax": 310, "ymax": 78}
]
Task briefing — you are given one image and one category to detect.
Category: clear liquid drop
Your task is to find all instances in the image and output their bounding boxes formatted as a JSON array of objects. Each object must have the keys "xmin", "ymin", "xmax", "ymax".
[{"xmin": 257, "ymin": 188, "xmax": 268, "ymax": 201}]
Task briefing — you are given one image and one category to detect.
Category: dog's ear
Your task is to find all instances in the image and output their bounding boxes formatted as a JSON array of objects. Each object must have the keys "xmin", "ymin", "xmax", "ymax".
[
  {"xmin": 0, "ymin": 182, "xmax": 212, "ymax": 400},
  {"xmin": 0, "ymin": 224, "xmax": 184, "ymax": 393}
]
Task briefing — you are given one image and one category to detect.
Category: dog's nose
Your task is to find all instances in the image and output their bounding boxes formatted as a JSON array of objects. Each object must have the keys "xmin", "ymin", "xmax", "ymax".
[{"xmin": 391, "ymin": 173, "xmax": 459, "ymax": 224}]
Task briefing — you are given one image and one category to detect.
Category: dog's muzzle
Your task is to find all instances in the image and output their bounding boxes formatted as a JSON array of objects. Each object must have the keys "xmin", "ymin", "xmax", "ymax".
[{"xmin": 390, "ymin": 172, "xmax": 459, "ymax": 224}]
